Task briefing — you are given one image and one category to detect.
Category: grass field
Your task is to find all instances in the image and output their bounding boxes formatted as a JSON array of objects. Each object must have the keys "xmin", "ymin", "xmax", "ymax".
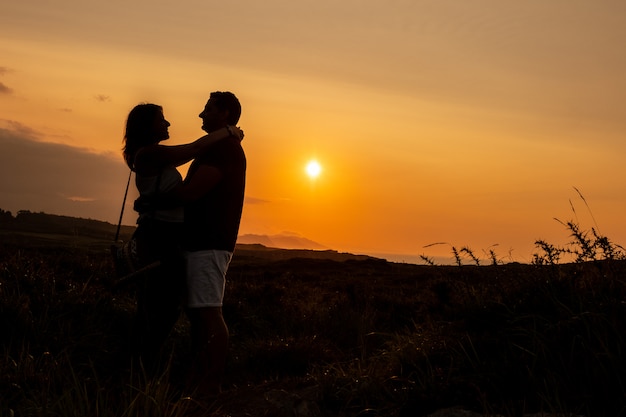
[{"xmin": 1, "ymin": 223, "xmax": 626, "ymax": 416}]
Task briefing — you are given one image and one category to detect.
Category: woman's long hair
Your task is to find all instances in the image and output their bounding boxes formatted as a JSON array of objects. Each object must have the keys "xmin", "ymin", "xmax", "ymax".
[{"xmin": 123, "ymin": 103, "xmax": 163, "ymax": 169}]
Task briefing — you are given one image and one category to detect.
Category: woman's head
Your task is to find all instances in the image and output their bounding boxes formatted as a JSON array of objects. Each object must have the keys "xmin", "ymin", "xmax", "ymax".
[{"xmin": 123, "ymin": 103, "xmax": 170, "ymax": 168}]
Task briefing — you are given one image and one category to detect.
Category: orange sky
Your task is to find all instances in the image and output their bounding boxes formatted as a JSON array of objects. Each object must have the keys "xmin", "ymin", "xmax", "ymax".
[{"xmin": 1, "ymin": 1, "xmax": 626, "ymax": 263}]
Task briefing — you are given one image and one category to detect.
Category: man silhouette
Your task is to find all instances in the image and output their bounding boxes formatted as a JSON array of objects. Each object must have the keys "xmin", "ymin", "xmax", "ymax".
[{"xmin": 180, "ymin": 91, "xmax": 246, "ymax": 396}]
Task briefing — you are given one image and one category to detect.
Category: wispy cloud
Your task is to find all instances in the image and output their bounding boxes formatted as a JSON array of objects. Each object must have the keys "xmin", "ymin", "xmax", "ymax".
[
  {"xmin": 0, "ymin": 67, "xmax": 15, "ymax": 95},
  {"xmin": 0, "ymin": 123, "xmax": 134, "ymax": 224},
  {"xmin": 2, "ymin": 120, "xmax": 41, "ymax": 139},
  {"xmin": 0, "ymin": 82, "xmax": 13, "ymax": 95},
  {"xmin": 94, "ymin": 94, "xmax": 111, "ymax": 102},
  {"xmin": 245, "ymin": 197, "xmax": 269, "ymax": 205},
  {"xmin": 64, "ymin": 195, "xmax": 97, "ymax": 202}
]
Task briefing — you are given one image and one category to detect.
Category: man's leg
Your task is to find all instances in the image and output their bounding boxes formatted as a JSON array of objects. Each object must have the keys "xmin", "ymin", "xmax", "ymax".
[
  {"xmin": 187, "ymin": 306, "xmax": 229, "ymax": 396},
  {"xmin": 185, "ymin": 250, "xmax": 232, "ymax": 396}
]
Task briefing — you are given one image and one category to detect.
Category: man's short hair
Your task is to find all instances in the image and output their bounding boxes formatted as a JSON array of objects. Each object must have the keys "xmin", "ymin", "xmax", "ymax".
[{"xmin": 210, "ymin": 91, "xmax": 241, "ymax": 125}]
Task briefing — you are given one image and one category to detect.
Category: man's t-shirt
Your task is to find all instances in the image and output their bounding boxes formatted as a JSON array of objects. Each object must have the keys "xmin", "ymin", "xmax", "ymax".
[{"xmin": 184, "ymin": 137, "xmax": 246, "ymax": 252}]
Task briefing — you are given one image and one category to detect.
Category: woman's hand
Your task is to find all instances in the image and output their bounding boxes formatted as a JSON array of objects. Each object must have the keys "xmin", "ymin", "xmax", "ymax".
[{"xmin": 229, "ymin": 125, "xmax": 244, "ymax": 141}]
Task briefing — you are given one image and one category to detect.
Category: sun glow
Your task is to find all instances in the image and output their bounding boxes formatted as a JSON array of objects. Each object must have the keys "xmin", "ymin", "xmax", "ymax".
[{"xmin": 305, "ymin": 160, "xmax": 322, "ymax": 179}]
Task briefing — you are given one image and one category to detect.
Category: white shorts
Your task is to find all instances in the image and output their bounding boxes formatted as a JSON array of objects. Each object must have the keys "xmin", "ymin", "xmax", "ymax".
[{"xmin": 186, "ymin": 250, "xmax": 233, "ymax": 308}]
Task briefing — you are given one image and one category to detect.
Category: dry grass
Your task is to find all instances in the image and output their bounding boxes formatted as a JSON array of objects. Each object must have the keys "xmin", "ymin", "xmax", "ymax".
[{"xmin": 1, "ymin": 198, "xmax": 626, "ymax": 416}]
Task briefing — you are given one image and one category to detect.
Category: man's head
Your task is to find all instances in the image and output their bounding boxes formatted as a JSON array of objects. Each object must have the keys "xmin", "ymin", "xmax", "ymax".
[{"xmin": 199, "ymin": 91, "xmax": 241, "ymax": 133}]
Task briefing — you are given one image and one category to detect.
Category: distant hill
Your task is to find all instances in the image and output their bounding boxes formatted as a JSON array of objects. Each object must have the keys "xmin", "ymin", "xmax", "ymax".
[
  {"xmin": 0, "ymin": 209, "xmax": 381, "ymax": 263},
  {"xmin": 237, "ymin": 232, "xmax": 327, "ymax": 250},
  {"xmin": 0, "ymin": 209, "xmax": 135, "ymax": 241},
  {"xmin": 0, "ymin": 209, "xmax": 135, "ymax": 252},
  {"xmin": 231, "ymin": 243, "xmax": 378, "ymax": 264}
]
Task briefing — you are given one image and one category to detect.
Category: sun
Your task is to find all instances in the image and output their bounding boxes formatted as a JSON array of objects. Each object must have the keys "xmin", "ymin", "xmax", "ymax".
[{"xmin": 305, "ymin": 160, "xmax": 322, "ymax": 179}]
